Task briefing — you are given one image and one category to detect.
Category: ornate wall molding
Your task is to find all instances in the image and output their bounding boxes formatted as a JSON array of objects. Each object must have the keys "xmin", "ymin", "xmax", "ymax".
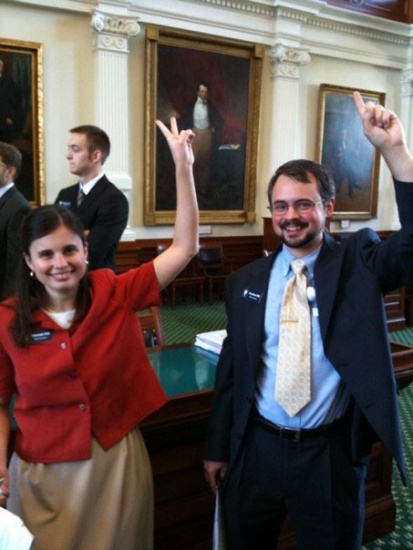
[
  {"xmin": 303, "ymin": 12, "xmax": 409, "ymax": 46},
  {"xmin": 269, "ymin": 44, "xmax": 311, "ymax": 79},
  {"xmin": 181, "ymin": 1, "xmax": 410, "ymax": 46},
  {"xmin": 91, "ymin": 8, "xmax": 140, "ymax": 52},
  {"xmin": 184, "ymin": 0, "xmax": 276, "ymax": 17}
]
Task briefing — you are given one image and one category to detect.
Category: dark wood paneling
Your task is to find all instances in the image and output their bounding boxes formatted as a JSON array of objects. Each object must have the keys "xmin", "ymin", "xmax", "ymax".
[
  {"xmin": 115, "ymin": 236, "xmax": 263, "ymax": 274},
  {"xmin": 114, "ymin": 241, "xmax": 140, "ymax": 274}
]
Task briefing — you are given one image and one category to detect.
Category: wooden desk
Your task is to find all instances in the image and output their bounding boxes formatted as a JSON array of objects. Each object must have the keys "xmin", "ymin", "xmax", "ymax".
[
  {"xmin": 142, "ymin": 343, "xmax": 413, "ymax": 549},
  {"xmin": 141, "ymin": 346, "xmax": 217, "ymax": 549}
]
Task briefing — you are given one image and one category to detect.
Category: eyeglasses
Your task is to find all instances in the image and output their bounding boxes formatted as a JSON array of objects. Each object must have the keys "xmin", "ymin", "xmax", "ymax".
[{"xmin": 268, "ymin": 199, "xmax": 324, "ymax": 216}]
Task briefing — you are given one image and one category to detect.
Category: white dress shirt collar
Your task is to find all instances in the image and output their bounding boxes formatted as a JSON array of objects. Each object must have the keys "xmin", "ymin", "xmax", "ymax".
[
  {"xmin": 79, "ymin": 172, "xmax": 104, "ymax": 195},
  {"xmin": 0, "ymin": 182, "xmax": 15, "ymax": 199}
]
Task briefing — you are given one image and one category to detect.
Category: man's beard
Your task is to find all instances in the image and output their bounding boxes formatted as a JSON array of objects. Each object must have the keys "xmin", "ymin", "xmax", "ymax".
[{"xmin": 279, "ymin": 225, "xmax": 321, "ymax": 250}]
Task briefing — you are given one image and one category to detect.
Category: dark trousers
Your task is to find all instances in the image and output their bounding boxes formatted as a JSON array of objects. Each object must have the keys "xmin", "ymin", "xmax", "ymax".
[{"xmin": 222, "ymin": 417, "xmax": 368, "ymax": 550}]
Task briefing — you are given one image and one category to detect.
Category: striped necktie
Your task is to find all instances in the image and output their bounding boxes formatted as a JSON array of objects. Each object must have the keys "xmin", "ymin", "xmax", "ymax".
[{"xmin": 77, "ymin": 187, "xmax": 85, "ymax": 207}]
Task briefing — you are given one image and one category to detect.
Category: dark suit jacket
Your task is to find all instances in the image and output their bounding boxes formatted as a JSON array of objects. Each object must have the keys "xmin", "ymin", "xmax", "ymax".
[
  {"xmin": 55, "ymin": 175, "xmax": 129, "ymax": 271},
  {"xmin": 205, "ymin": 180, "xmax": 413, "ymax": 485},
  {"xmin": 0, "ymin": 185, "xmax": 31, "ymax": 300}
]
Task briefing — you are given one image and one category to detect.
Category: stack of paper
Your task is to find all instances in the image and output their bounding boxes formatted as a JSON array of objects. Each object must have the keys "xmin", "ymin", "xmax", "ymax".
[{"xmin": 195, "ymin": 330, "xmax": 227, "ymax": 355}]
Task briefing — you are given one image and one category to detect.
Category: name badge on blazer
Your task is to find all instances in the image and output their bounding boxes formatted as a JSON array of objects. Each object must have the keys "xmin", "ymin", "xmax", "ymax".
[
  {"xmin": 242, "ymin": 288, "xmax": 263, "ymax": 303},
  {"xmin": 30, "ymin": 330, "xmax": 53, "ymax": 344},
  {"xmin": 57, "ymin": 201, "xmax": 71, "ymax": 208}
]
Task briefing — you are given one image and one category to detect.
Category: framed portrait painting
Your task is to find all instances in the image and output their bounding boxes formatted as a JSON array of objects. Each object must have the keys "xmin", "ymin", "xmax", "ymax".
[
  {"xmin": 0, "ymin": 38, "xmax": 44, "ymax": 206},
  {"xmin": 316, "ymin": 84, "xmax": 385, "ymax": 220},
  {"xmin": 144, "ymin": 26, "xmax": 264, "ymax": 225}
]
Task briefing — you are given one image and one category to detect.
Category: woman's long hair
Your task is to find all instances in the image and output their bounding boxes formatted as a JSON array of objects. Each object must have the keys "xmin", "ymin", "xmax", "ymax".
[{"xmin": 9, "ymin": 205, "xmax": 91, "ymax": 347}]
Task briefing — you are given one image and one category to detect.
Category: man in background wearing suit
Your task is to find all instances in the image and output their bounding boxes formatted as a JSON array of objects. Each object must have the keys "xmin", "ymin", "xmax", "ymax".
[
  {"xmin": 0, "ymin": 142, "xmax": 31, "ymax": 300},
  {"xmin": 55, "ymin": 125, "xmax": 129, "ymax": 271},
  {"xmin": 204, "ymin": 92, "xmax": 413, "ymax": 549},
  {"xmin": 181, "ymin": 83, "xmax": 223, "ymax": 198}
]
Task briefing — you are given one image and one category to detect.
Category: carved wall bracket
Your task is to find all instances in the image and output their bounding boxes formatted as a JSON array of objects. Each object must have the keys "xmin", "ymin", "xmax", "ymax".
[
  {"xmin": 269, "ymin": 44, "xmax": 311, "ymax": 79},
  {"xmin": 91, "ymin": 8, "xmax": 140, "ymax": 52}
]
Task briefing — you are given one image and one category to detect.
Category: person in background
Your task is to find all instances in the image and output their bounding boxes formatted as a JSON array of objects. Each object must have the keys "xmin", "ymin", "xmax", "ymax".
[
  {"xmin": 0, "ymin": 142, "xmax": 31, "ymax": 300},
  {"xmin": 55, "ymin": 124, "xmax": 129, "ymax": 271},
  {"xmin": 181, "ymin": 82, "xmax": 223, "ymax": 197},
  {"xmin": 204, "ymin": 92, "xmax": 413, "ymax": 549},
  {"xmin": 0, "ymin": 118, "xmax": 198, "ymax": 550}
]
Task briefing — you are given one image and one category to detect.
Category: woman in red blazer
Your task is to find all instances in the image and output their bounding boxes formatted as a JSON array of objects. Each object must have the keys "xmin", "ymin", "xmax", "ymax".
[{"xmin": 0, "ymin": 118, "xmax": 199, "ymax": 550}]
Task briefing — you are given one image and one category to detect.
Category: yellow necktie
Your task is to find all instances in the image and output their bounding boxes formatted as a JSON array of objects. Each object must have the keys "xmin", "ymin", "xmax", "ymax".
[{"xmin": 275, "ymin": 258, "xmax": 311, "ymax": 417}]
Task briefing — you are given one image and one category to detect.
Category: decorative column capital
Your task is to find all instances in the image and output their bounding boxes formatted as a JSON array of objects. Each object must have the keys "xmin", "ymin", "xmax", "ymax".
[
  {"xmin": 91, "ymin": 8, "xmax": 140, "ymax": 52},
  {"xmin": 269, "ymin": 44, "xmax": 310, "ymax": 79}
]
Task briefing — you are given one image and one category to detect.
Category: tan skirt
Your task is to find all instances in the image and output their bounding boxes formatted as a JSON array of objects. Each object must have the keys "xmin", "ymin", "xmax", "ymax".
[{"xmin": 7, "ymin": 429, "xmax": 153, "ymax": 550}]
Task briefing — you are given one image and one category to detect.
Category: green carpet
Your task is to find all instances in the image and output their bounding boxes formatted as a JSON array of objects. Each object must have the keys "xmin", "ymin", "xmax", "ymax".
[
  {"xmin": 364, "ymin": 328, "xmax": 413, "ymax": 549},
  {"xmin": 158, "ymin": 302, "xmax": 413, "ymax": 548},
  {"xmin": 364, "ymin": 384, "xmax": 413, "ymax": 549},
  {"xmin": 159, "ymin": 298, "xmax": 227, "ymax": 345}
]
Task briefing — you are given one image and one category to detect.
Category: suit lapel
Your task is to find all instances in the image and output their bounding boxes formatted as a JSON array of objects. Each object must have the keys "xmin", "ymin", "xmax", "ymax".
[
  {"xmin": 242, "ymin": 254, "xmax": 275, "ymax": 373},
  {"xmin": 314, "ymin": 233, "xmax": 344, "ymax": 341},
  {"xmin": 57, "ymin": 186, "xmax": 77, "ymax": 209},
  {"xmin": 81, "ymin": 176, "xmax": 107, "ymax": 206},
  {"xmin": 0, "ymin": 186, "xmax": 16, "ymax": 210},
  {"xmin": 0, "ymin": 185, "xmax": 15, "ymax": 207}
]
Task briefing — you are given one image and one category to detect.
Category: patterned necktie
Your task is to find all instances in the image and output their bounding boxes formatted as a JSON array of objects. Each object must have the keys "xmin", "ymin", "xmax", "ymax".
[
  {"xmin": 77, "ymin": 187, "xmax": 85, "ymax": 207},
  {"xmin": 275, "ymin": 258, "xmax": 312, "ymax": 417}
]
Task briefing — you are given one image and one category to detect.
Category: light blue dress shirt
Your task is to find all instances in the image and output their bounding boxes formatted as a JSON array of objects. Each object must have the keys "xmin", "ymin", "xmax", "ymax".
[{"xmin": 256, "ymin": 246, "xmax": 350, "ymax": 429}]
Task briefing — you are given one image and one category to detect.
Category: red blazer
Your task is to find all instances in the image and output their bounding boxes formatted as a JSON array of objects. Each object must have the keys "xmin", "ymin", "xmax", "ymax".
[{"xmin": 0, "ymin": 262, "xmax": 167, "ymax": 463}]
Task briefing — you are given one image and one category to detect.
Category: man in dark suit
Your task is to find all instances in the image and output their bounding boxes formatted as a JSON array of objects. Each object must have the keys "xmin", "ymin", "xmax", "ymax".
[
  {"xmin": 55, "ymin": 125, "xmax": 128, "ymax": 271},
  {"xmin": 0, "ymin": 142, "xmax": 31, "ymax": 300},
  {"xmin": 180, "ymin": 83, "xmax": 223, "ymax": 198},
  {"xmin": 204, "ymin": 92, "xmax": 413, "ymax": 549}
]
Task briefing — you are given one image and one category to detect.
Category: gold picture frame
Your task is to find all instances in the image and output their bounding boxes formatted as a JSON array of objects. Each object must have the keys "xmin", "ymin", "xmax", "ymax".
[
  {"xmin": 144, "ymin": 26, "xmax": 264, "ymax": 225},
  {"xmin": 0, "ymin": 38, "xmax": 44, "ymax": 206},
  {"xmin": 316, "ymin": 84, "xmax": 385, "ymax": 220}
]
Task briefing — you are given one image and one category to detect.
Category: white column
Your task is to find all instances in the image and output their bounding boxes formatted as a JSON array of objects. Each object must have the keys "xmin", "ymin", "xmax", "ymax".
[
  {"xmin": 268, "ymin": 44, "xmax": 310, "ymax": 167},
  {"xmin": 91, "ymin": 8, "xmax": 140, "ymax": 204},
  {"xmin": 389, "ymin": 63, "xmax": 413, "ymax": 230},
  {"xmin": 400, "ymin": 67, "xmax": 413, "ymax": 151}
]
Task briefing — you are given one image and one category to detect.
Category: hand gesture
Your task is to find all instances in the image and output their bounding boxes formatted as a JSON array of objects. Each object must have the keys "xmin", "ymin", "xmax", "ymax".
[
  {"xmin": 156, "ymin": 117, "xmax": 195, "ymax": 167},
  {"xmin": 353, "ymin": 91, "xmax": 405, "ymax": 151},
  {"xmin": 353, "ymin": 91, "xmax": 413, "ymax": 181}
]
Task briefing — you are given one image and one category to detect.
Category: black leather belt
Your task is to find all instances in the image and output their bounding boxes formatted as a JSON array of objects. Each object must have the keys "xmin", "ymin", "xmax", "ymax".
[{"xmin": 254, "ymin": 411, "xmax": 347, "ymax": 443}]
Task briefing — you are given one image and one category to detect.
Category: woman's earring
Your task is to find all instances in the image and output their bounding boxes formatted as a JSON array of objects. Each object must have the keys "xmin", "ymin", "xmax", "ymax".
[
  {"xmin": 30, "ymin": 271, "xmax": 34, "ymax": 277},
  {"xmin": 85, "ymin": 259, "xmax": 89, "ymax": 265}
]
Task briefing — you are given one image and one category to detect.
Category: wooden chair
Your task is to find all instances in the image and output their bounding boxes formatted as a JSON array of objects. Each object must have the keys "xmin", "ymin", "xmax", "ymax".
[
  {"xmin": 156, "ymin": 241, "xmax": 205, "ymax": 307},
  {"xmin": 138, "ymin": 307, "xmax": 165, "ymax": 347},
  {"xmin": 198, "ymin": 240, "xmax": 232, "ymax": 303}
]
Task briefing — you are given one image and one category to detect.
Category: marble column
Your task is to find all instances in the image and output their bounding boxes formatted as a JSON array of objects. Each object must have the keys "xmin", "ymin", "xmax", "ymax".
[
  {"xmin": 91, "ymin": 7, "xmax": 139, "ymax": 210},
  {"xmin": 390, "ymin": 64, "xmax": 413, "ymax": 229},
  {"xmin": 400, "ymin": 66, "xmax": 413, "ymax": 151},
  {"xmin": 268, "ymin": 44, "xmax": 310, "ymax": 167}
]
